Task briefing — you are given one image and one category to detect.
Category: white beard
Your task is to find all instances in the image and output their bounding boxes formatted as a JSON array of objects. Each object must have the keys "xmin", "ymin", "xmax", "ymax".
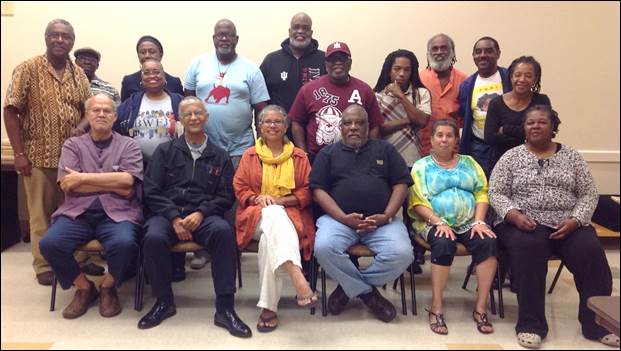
[
  {"xmin": 428, "ymin": 55, "xmax": 453, "ymax": 72},
  {"xmin": 290, "ymin": 37, "xmax": 311, "ymax": 50}
]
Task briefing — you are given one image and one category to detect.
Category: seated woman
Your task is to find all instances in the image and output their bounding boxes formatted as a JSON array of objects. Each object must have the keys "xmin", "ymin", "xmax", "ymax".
[
  {"xmin": 234, "ymin": 105, "xmax": 317, "ymax": 333},
  {"xmin": 489, "ymin": 105, "xmax": 617, "ymax": 349},
  {"xmin": 408, "ymin": 118, "xmax": 497, "ymax": 335}
]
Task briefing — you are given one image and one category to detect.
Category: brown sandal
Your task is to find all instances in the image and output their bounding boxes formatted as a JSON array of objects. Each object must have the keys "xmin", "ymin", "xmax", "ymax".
[
  {"xmin": 473, "ymin": 310, "xmax": 494, "ymax": 334},
  {"xmin": 256, "ymin": 311, "xmax": 278, "ymax": 333},
  {"xmin": 425, "ymin": 308, "xmax": 448, "ymax": 335}
]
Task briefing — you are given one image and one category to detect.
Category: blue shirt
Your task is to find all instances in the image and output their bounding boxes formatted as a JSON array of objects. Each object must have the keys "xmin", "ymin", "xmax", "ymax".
[{"xmin": 184, "ymin": 52, "xmax": 270, "ymax": 156}]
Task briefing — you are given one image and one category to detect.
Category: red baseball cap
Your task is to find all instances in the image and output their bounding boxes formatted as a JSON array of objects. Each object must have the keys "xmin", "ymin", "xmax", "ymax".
[{"xmin": 326, "ymin": 41, "xmax": 351, "ymax": 58}]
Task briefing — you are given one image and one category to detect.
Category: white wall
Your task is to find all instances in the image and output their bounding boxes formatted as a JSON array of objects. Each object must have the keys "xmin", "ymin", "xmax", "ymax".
[{"xmin": 2, "ymin": 1, "xmax": 619, "ymax": 192}]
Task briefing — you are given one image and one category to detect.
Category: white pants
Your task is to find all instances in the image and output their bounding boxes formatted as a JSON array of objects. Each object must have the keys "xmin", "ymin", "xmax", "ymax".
[{"xmin": 253, "ymin": 205, "xmax": 302, "ymax": 312}]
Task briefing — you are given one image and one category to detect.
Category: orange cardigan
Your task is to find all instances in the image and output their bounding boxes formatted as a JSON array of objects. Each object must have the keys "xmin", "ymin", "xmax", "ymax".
[{"xmin": 233, "ymin": 146, "xmax": 315, "ymax": 261}]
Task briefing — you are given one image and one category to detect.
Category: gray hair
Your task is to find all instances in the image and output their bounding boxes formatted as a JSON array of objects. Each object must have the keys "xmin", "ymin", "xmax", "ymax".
[
  {"xmin": 258, "ymin": 105, "xmax": 290, "ymax": 127},
  {"xmin": 342, "ymin": 104, "xmax": 368, "ymax": 121},
  {"xmin": 85, "ymin": 93, "xmax": 114, "ymax": 111},
  {"xmin": 45, "ymin": 18, "xmax": 75, "ymax": 38},
  {"xmin": 178, "ymin": 96, "xmax": 205, "ymax": 116}
]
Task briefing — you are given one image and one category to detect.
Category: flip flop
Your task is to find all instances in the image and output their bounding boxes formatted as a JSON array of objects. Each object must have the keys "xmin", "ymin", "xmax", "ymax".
[
  {"xmin": 296, "ymin": 291, "xmax": 318, "ymax": 308},
  {"xmin": 256, "ymin": 312, "xmax": 278, "ymax": 333}
]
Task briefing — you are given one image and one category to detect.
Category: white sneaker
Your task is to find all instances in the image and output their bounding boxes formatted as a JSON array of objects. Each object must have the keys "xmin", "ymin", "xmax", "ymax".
[{"xmin": 190, "ymin": 250, "xmax": 210, "ymax": 270}]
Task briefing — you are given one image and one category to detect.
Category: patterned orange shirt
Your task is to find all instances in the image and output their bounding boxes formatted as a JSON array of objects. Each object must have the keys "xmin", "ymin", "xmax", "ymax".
[{"xmin": 4, "ymin": 55, "xmax": 91, "ymax": 168}]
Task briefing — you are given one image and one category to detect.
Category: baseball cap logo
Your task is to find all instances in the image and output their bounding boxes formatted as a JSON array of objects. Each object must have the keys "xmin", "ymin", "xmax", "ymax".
[{"xmin": 333, "ymin": 42, "xmax": 341, "ymax": 48}]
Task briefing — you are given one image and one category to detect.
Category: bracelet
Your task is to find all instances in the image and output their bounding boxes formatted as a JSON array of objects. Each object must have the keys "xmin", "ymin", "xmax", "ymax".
[
  {"xmin": 432, "ymin": 220, "xmax": 448, "ymax": 227},
  {"xmin": 471, "ymin": 220, "xmax": 489, "ymax": 227},
  {"xmin": 14, "ymin": 152, "xmax": 26, "ymax": 158}
]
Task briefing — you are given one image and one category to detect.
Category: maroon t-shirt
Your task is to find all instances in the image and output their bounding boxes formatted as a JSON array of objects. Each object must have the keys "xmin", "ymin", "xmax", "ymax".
[{"xmin": 289, "ymin": 75, "xmax": 384, "ymax": 155}]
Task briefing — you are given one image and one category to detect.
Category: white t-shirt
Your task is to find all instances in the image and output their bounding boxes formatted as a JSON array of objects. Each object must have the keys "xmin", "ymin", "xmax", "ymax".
[
  {"xmin": 471, "ymin": 71, "xmax": 503, "ymax": 139},
  {"xmin": 131, "ymin": 94, "xmax": 174, "ymax": 162}
]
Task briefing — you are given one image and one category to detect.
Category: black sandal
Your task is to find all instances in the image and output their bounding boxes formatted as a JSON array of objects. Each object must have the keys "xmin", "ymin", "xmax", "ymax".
[
  {"xmin": 473, "ymin": 310, "xmax": 494, "ymax": 334},
  {"xmin": 425, "ymin": 308, "xmax": 448, "ymax": 335}
]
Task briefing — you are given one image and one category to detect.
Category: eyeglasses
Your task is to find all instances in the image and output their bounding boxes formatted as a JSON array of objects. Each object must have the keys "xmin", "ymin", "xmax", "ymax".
[
  {"xmin": 326, "ymin": 54, "xmax": 350, "ymax": 64},
  {"xmin": 141, "ymin": 70, "xmax": 162, "ymax": 76},
  {"xmin": 181, "ymin": 110, "xmax": 207, "ymax": 119},
  {"xmin": 213, "ymin": 33, "xmax": 237, "ymax": 40},
  {"xmin": 46, "ymin": 32, "xmax": 74, "ymax": 41},
  {"xmin": 261, "ymin": 120, "xmax": 285, "ymax": 126}
]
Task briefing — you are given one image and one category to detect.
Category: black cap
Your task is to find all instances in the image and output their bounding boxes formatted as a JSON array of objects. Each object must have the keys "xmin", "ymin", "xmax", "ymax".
[{"xmin": 74, "ymin": 47, "xmax": 101, "ymax": 61}]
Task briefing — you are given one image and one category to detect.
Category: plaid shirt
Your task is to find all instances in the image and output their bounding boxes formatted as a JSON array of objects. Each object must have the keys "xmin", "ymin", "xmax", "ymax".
[{"xmin": 375, "ymin": 85, "xmax": 431, "ymax": 166}]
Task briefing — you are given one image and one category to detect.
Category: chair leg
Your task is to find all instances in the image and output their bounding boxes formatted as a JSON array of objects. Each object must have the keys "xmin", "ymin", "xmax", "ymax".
[
  {"xmin": 462, "ymin": 260, "xmax": 474, "ymax": 290},
  {"xmin": 309, "ymin": 256, "xmax": 316, "ymax": 315},
  {"xmin": 50, "ymin": 273, "xmax": 57, "ymax": 312},
  {"xmin": 497, "ymin": 264, "xmax": 504, "ymax": 319},
  {"xmin": 409, "ymin": 263, "xmax": 417, "ymax": 315},
  {"xmin": 134, "ymin": 248, "xmax": 141, "ymax": 311},
  {"xmin": 392, "ymin": 278, "xmax": 398, "ymax": 290},
  {"xmin": 321, "ymin": 268, "xmax": 327, "ymax": 317},
  {"xmin": 236, "ymin": 247, "xmax": 242, "ymax": 289},
  {"xmin": 489, "ymin": 279, "xmax": 497, "ymax": 315},
  {"xmin": 399, "ymin": 273, "xmax": 407, "ymax": 315},
  {"xmin": 548, "ymin": 262, "xmax": 564, "ymax": 294}
]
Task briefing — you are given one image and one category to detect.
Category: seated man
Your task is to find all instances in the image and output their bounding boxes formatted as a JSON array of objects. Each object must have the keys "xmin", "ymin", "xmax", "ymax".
[
  {"xmin": 311, "ymin": 104, "xmax": 414, "ymax": 323},
  {"xmin": 40, "ymin": 94, "xmax": 143, "ymax": 319},
  {"xmin": 138, "ymin": 96, "xmax": 251, "ymax": 338}
]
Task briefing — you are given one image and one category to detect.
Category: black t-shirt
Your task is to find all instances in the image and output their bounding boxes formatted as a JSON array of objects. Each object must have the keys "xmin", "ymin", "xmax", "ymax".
[
  {"xmin": 310, "ymin": 139, "xmax": 413, "ymax": 217},
  {"xmin": 484, "ymin": 92, "xmax": 551, "ymax": 160}
]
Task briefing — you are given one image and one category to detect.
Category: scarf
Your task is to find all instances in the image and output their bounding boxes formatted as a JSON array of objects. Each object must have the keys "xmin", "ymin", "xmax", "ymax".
[{"xmin": 255, "ymin": 138, "xmax": 295, "ymax": 197}]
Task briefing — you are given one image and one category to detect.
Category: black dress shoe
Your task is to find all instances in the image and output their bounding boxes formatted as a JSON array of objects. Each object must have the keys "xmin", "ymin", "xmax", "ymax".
[
  {"xmin": 214, "ymin": 310, "xmax": 252, "ymax": 338},
  {"xmin": 138, "ymin": 300, "xmax": 176, "ymax": 329},
  {"xmin": 328, "ymin": 284, "xmax": 350, "ymax": 316},
  {"xmin": 359, "ymin": 287, "xmax": 396, "ymax": 323}
]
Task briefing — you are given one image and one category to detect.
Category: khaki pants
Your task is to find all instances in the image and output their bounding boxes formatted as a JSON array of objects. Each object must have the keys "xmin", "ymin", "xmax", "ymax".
[{"xmin": 22, "ymin": 167, "xmax": 88, "ymax": 274}]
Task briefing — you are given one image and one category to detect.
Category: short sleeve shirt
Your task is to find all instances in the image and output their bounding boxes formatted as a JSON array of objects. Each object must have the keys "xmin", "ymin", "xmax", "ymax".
[
  {"xmin": 3, "ymin": 55, "xmax": 92, "ymax": 168},
  {"xmin": 184, "ymin": 52, "xmax": 270, "ymax": 156},
  {"xmin": 310, "ymin": 139, "xmax": 412, "ymax": 217},
  {"xmin": 289, "ymin": 75, "xmax": 384, "ymax": 155}
]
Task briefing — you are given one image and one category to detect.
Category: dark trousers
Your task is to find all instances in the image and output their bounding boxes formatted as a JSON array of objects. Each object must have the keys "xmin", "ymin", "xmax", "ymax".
[
  {"xmin": 40, "ymin": 210, "xmax": 139, "ymax": 290},
  {"xmin": 143, "ymin": 215, "xmax": 237, "ymax": 299},
  {"xmin": 426, "ymin": 227, "xmax": 498, "ymax": 266},
  {"xmin": 470, "ymin": 137, "xmax": 495, "ymax": 179},
  {"xmin": 496, "ymin": 223, "xmax": 612, "ymax": 339}
]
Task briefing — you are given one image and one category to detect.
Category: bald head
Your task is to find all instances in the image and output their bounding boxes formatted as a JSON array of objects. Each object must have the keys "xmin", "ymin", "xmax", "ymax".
[
  {"xmin": 289, "ymin": 12, "xmax": 313, "ymax": 51},
  {"xmin": 340, "ymin": 104, "xmax": 369, "ymax": 149},
  {"xmin": 214, "ymin": 19, "xmax": 236, "ymax": 33},
  {"xmin": 85, "ymin": 94, "xmax": 117, "ymax": 137}
]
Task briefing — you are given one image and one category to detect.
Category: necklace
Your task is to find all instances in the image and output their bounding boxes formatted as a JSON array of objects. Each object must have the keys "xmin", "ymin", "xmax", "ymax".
[
  {"xmin": 431, "ymin": 154, "xmax": 456, "ymax": 168},
  {"xmin": 217, "ymin": 61, "xmax": 230, "ymax": 85}
]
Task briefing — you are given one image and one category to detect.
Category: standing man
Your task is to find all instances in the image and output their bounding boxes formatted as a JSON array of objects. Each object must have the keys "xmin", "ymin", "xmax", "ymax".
[
  {"xmin": 419, "ymin": 33, "xmax": 467, "ymax": 156},
  {"xmin": 74, "ymin": 47, "xmax": 121, "ymax": 106},
  {"xmin": 459, "ymin": 37, "xmax": 511, "ymax": 177},
  {"xmin": 3, "ymin": 19, "xmax": 91, "ymax": 286},
  {"xmin": 311, "ymin": 104, "xmax": 414, "ymax": 322},
  {"xmin": 184, "ymin": 18, "xmax": 269, "ymax": 169},
  {"xmin": 139, "ymin": 96, "xmax": 252, "ymax": 338},
  {"xmin": 289, "ymin": 41, "xmax": 383, "ymax": 163},
  {"xmin": 185, "ymin": 18, "xmax": 269, "ymax": 269},
  {"xmin": 260, "ymin": 12, "xmax": 326, "ymax": 139}
]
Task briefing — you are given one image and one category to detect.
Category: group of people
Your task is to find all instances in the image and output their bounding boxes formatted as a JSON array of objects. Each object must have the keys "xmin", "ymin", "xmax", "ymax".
[{"xmin": 3, "ymin": 13, "xmax": 618, "ymax": 349}]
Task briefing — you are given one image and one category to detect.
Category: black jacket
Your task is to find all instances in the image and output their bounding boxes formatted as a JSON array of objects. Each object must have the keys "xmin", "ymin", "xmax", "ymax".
[
  {"xmin": 120, "ymin": 70, "xmax": 184, "ymax": 102},
  {"xmin": 260, "ymin": 38, "xmax": 326, "ymax": 112},
  {"xmin": 144, "ymin": 136, "xmax": 234, "ymax": 221}
]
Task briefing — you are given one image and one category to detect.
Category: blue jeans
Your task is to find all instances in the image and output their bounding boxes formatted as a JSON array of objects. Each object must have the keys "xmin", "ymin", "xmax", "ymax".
[
  {"xmin": 314, "ymin": 215, "xmax": 414, "ymax": 298},
  {"xmin": 40, "ymin": 209, "xmax": 139, "ymax": 290}
]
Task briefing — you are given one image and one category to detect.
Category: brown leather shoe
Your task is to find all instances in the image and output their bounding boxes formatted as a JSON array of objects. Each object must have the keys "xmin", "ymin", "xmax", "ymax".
[
  {"xmin": 62, "ymin": 280, "xmax": 98, "ymax": 319},
  {"xmin": 99, "ymin": 286, "xmax": 122, "ymax": 317},
  {"xmin": 36, "ymin": 271, "xmax": 54, "ymax": 286},
  {"xmin": 328, "ymin": 284, "xmax": 350, "ymax": 315},
  {"xmin": 359, "ymin": 286, "xmax": 396, "ymax": 323}
]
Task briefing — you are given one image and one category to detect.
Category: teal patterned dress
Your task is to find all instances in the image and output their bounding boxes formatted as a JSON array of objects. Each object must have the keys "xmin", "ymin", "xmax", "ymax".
[{"xmin": 407, "ymin": 155, "xmax": 488, "ymax": 239}]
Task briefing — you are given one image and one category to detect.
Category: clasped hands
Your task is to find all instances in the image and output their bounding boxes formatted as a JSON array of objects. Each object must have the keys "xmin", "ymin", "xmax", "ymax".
[
  {"xmin": 342, "ymin": 213, "xmax": 391, "ymax": 234},
  {"xmin": 172, "ymin": 211, "xmax": 204, "ymax": 241}
]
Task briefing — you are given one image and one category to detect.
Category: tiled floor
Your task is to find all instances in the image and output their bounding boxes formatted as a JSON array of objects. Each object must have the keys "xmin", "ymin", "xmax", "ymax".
[{"xmin": 1, "ymin": 241, "xmax": 619, "ymax": 350}]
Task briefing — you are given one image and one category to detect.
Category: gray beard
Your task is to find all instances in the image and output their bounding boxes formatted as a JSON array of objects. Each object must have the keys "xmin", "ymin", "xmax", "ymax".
[
  {"xmin": 289, "ymin": 37, "xmax": 311, "ymax": 50},
  {"xmin": 429, "ymin": 58, "xmax": 452, "ymax": 72}
]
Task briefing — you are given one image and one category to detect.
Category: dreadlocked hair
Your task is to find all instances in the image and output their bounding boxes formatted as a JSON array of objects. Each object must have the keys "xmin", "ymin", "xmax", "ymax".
[{"xmin": 374, "ymin": 49, "xmax": 426, "ymax": 97}]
